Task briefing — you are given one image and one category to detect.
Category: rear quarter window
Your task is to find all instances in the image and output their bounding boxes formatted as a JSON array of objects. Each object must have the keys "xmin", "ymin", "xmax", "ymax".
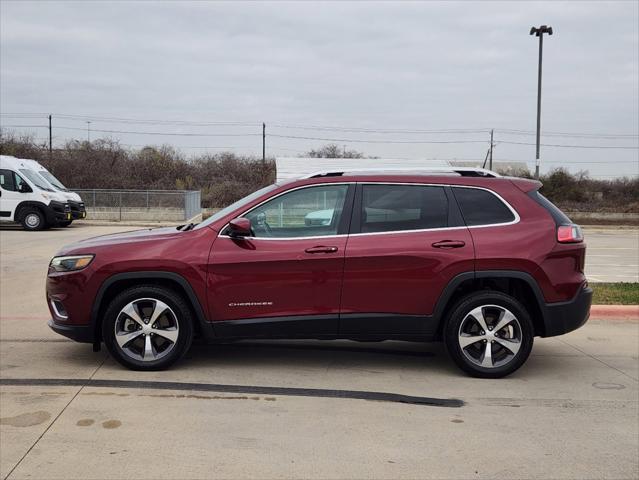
[
  {"xmin": 529, "ymin": 191, "xmax": 572, "ymax": 226},
  {"xmin": 453, "ymin": 187, "xmax": 516, "ymax": 226}
]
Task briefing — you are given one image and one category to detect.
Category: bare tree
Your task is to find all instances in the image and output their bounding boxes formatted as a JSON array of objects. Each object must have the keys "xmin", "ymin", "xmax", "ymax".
[{"xmin": 306, "ymin": 143, "xmax": 365, "ymax": 159}]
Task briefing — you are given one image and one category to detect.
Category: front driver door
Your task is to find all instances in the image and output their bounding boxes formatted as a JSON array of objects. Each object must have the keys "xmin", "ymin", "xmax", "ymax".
[{"xmin": 208, "ymin": 183, "xmax": 354, "ymax": 338}]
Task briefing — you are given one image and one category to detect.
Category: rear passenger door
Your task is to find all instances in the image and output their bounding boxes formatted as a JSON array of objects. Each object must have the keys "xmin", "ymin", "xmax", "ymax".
[{"xmin": 339, "ymin": 183, "xmax": 474, "ymax": 336}]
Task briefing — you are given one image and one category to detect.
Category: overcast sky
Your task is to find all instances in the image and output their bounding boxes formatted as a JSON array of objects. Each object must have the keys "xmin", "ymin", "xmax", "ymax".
[{"xmin": 1, "ymin": 0, "xmax": 637, "ymax": 178}]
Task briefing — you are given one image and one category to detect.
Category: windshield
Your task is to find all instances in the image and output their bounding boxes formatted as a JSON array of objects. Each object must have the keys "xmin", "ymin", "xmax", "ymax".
[
  {"xmin": 194, "ymin": 184, "xmax": 279, "ymax": 230},
  {"xmin": 38, "ymin": 170, "xmax": 67, "ymax": 190},
  {"xmin": 18, "ymin": 169, "xmax": 55, "ymax": 192}
]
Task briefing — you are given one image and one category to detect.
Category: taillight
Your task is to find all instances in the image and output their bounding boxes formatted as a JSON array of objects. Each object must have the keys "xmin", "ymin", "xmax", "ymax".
[{"xmin": 557, "ymin": 224, "xmax": 583, "ymax": 243}]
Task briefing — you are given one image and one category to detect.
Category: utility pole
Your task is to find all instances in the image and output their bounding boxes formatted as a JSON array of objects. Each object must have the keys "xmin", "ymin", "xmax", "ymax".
[
  {"xmin": 530, "ymin": 25, "xmax": 553, "ymax": 180},
  {"xmin": 86, "ymin": 121, "xmax": 91, "ymax": 143},
  {"xmin": 482, "ymin": 148, "xmax": 490, "ymax": 169},
  {"xmin": 48, "ymin": 115, "xmax": 52, "ymax": 159},
  {"xmin": 489, "ymin": 129, "xmax": 494, "ymax": 170},
  {"xmin": 262, "ymin": 122, "xmax": 266, "ymax": 165}
]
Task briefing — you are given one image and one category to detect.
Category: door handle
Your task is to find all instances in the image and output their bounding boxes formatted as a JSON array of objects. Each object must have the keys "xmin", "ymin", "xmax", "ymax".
[
  {"xmin": 305, "ymin": 246, "xmax": 338, "ymax": 254},
  {"xmin": 432, "ymin": 240, "xmax": 466, "ymax": 249}
]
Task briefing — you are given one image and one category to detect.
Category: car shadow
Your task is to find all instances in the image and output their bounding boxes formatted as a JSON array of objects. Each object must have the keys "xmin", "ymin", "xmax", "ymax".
[{"xmin": 176, "ymin": 339, "xmax": 460, "ymax": 374}]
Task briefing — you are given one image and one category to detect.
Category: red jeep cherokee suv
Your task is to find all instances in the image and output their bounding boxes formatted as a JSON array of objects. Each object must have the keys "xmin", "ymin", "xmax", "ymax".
[{"xmin": 47, "ymin": 168, "xmax": 591, "ymax": 378}]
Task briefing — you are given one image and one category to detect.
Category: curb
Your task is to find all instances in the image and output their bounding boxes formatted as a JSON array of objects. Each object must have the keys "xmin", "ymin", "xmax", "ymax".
[{"xmin": 590, "ymin": 305, "xmax": 639, "ymax": 320}]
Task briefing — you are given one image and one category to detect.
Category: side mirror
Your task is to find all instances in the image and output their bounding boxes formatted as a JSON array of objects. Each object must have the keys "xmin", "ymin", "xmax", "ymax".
[
  {"xmin": 228, "ymin": 218, "xmax": 252, "ymax": 238},
  {"xmin": 19, "ymin": 183, "xmax": 31, "ymax": 193}
]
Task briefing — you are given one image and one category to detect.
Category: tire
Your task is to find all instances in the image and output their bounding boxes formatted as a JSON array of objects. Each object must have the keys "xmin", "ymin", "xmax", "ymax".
[
  {"xmin": 102, "ymin": 285, "xmax": 194, "ymax": 371},
  {"xmin": 20, "ymin": 208, "xmax": 46, "ymax": 231},
  {"xmin": 58, "ymin": 220, "xmax": 73, "ymax": 227},
  {"xmin": 444, "ymin": 291, "xmax": 534, "ymax": 378}
]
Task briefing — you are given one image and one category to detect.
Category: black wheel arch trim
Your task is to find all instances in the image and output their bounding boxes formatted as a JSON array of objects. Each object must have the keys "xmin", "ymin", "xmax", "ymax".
[
  {"xmin": 432, "ymin": 270, "xmax": 590, "ymax": 338},
  {"xmin": 15, "ymin": 201, "xmax": 48, "ymax": 221},
  {"xmin": 433, "ymin": 270, "xmax": 544, "ymax": 319},
  {"xmin": 83, "ymin": 269, "xmax": 588, "ymax": 348},
  {"xmin": 90, "ymin": 271, "xmax": 213, "ymax": 347}
]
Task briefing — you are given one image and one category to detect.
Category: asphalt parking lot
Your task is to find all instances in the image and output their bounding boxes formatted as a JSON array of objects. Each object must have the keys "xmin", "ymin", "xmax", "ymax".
[{"xmin": 1, "ymin": 224, "xmax": 638, "ymax": 479}]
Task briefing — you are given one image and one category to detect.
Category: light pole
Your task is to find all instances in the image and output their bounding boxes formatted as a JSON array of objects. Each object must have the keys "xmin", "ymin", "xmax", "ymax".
[{"xmin": 530, "ymin": 25, "xmax": 553, "ymax": 180}]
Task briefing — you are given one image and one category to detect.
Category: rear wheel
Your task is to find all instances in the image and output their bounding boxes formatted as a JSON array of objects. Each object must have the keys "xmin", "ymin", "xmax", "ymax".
[
  {"xmin": 444, "ymin": 291, "xmax": 534, "ymax": 378},
  {"xmin": 20, "ymin": 208, "xmax": 46, "ymax": 231},
  {"xmin": 102, "ymin": 285, "xmax": 194, "ymax": 370}
]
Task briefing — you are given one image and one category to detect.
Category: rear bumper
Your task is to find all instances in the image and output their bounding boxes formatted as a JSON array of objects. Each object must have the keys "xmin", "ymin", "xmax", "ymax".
[
  {"xmin": 541, "ymin": 285, "xmax": 593, "ymax": 337},
  {"xmin": 48, "ymin": 318, "xmax": 93, "ymax": 343}
]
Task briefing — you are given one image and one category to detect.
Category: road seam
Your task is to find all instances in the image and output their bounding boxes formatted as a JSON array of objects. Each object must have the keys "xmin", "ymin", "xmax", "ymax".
[
  {"xmin": 3, "ymin": 355, "xmax": 108, "ymax": 480},
  {"xmin": 557, "ymin": 338, "xmax": 639, "ymax": 382}
]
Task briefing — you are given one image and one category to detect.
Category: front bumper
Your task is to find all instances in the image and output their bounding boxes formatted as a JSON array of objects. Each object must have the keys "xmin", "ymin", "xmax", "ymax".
[
  {"xmin": 46, "ymin": 201, "xmax": 72, "ymax": 223},
  {"xmin": 69, "ymin": 201, "xmax": 86, "ymax": 220},
  {"xmin": 48, "ymin": 318, "xmax": 93, "ymax": 343},
  {"xmin": 542, "ymin": 285, "xmax": 593, "ymax": 337}
]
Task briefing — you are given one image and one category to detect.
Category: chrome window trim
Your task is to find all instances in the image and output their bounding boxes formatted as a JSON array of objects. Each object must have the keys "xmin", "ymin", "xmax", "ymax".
[
  {"xmin": 218, "ymin": 233, "xmax": 348, "ymax": 241},
  {"xmin": 217, "ymin": 181, "xmax": 520, "ymax": 240},
  {"xmin": 218, "ymin": 182, "xmax": 353, "ymax": 240}
]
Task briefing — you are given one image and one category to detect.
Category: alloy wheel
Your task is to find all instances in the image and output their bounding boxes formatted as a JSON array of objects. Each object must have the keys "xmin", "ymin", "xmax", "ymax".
[
  {"xmin": 114, "ymin": 298, "xmax": 180, "ymax": 362},
  {"xmin": 457, "ymin": 304, "xmax": 523, "ymax": 369}
]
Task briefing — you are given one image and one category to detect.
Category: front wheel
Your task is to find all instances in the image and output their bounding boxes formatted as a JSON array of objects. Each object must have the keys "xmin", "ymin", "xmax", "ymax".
[
  {"xmin": 20, "ymin": 208, "xmax": 46, "ymax": 231},
  {"xmin": 102, "ymin": 285, "xmax": 194, "ymax": 370},
  {"xmin": 58, "ymin": 220, "xmax": 73, "ymax": 227},
  {"xmin": 444, "ymin": 291, "xmax": 534, "ymax": 378}
]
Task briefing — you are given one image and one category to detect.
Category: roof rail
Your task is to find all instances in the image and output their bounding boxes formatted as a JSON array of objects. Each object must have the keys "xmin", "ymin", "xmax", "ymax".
[{"xmin": 301, "ymin": 167, "xmax": 501, "ymax": 179}]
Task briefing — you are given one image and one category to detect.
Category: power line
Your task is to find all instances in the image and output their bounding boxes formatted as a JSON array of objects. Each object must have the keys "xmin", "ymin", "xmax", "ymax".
[
  {"xmin": 2, "ymin": 113, "xmax": 638, "ymax": 138},
  {"xmin": 496, "ymin": 128, "xmax": 638, "ymax": 139},
  {"xmin": 2, "ymin": 123, "xmax": 637, "ymax": 150},
  {"xmin": 0, "ymin": 113, "xmax": 259, "ymax": 127},
  {"xmin": 271, "ymin": 124, "xmax": 491, "ymax": 134},
  {"xmin": 120, "ymin": 143, "xmax": 246, "ymax": 150},
  {"xmin": 0, "ymin": 124, "xmax": 48, "ymax": 129},
  {"xmin": 54, "ymin": 126, "xmax": 261, "ymax": 137},
  {"xmin": 498, "ymin": 140, "xmax": 638, "ymax": 149},
  {"xmin": 269, "ymin": 134, "xmax": 487, "ymax": 144}
]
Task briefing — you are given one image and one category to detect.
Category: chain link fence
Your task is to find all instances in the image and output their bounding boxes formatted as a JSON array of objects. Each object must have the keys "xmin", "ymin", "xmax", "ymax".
[{"xmin": 75, "ymin": 189, "xmax": 201, "ymax": 222}]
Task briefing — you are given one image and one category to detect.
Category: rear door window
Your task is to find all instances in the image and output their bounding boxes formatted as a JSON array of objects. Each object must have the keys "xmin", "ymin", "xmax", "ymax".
[
  {"xmin": 360, "ymin": 184, "xmax": 449, "ymax": 233},
  {"xmin": 452, "ymin": 187, "xmax": 516, "ymax": 226}
]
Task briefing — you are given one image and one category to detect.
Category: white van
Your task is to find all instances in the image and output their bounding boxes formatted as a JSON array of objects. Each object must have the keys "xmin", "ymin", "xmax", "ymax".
[
  {"xmin": 0, "ymin": 155, "xmax": 72, "ymax": 230},
  {"xmin": 24, "ymin": 159, "xmax": 86, "ymax": 225}
]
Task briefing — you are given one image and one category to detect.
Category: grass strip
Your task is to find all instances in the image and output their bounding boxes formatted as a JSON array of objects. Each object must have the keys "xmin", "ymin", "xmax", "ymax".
[{"xmin": 591, "ymin": 282, "xmax": 639, "ymax": 305}]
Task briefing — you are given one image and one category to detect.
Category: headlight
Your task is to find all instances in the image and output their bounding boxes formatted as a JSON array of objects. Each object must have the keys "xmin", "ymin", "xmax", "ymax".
[{"xmin": 49, "ymin": 255, "xmax": 94, "ymax": 272}]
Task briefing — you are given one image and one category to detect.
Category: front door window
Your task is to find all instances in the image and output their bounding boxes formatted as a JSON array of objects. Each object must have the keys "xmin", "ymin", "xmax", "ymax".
[{"xmin": 245, "ymin": 184, "xmax": 349, "ymax": 238}]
